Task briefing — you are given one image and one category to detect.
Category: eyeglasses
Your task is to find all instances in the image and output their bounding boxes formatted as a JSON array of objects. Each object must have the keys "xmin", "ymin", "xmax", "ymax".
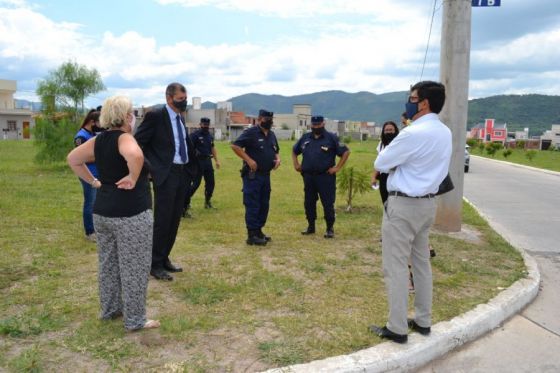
[{"xmin": 408, "ymin": 95, "xmax": 423, "ymax": 103}]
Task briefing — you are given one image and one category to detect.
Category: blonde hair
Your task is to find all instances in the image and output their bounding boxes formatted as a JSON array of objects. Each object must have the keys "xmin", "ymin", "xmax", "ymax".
[{"xmin": 99, "ymin": 96, "xmax": 132, "ymax": 129}]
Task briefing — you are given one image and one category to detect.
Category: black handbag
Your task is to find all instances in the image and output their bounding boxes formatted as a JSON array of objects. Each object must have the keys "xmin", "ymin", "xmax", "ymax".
[{"xmin": 436, "ymin": 173, "xmax": 454, "ymax": 195}]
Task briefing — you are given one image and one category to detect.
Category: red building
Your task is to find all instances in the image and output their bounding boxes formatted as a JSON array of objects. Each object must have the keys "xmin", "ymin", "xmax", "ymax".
[{"xmin": 469, "ymin": 119, "xmax": 507, "ymax": 144}]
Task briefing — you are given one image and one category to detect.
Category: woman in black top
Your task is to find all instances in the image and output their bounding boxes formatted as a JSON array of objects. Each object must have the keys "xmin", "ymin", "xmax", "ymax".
[
  {"xmin": 67, "ymin": 96, "xmax": 159, "ymax": 331},
  {"xmin": 372, "ymin": 121, "xmax": 399, "ymax": 204}
]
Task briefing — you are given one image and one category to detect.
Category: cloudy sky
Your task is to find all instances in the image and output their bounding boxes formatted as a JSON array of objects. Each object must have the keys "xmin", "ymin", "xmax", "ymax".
[{"xmin": 1, "ymin": 0, "xmax": 559, "ymax": 107}]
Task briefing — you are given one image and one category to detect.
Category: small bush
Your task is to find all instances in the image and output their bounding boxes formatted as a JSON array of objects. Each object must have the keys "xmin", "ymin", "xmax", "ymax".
[
  {"xmin": 525, "ymin": 150, "xmax": 537, "ymax": 161},
  {"xmin": 478, "ymin": 142, "xmax": 485, "ymax": 153},
  {"xmin": 342, "ymin": 136, "xmax": 352, "ymax": 144},
  {"xmin": 516, "ymin": 140, "xmax": 526, "ymax": 149},
  {"xmin": 485, "ymin": 144, "xmax": 497, "ymax": 157},
  {"xmin": 502, "ymin": 149, "xmax": 512, "ymax": 158},
  {"xmin": 466, "ymin": 139, "xmax": 478, "ymax": 148}
]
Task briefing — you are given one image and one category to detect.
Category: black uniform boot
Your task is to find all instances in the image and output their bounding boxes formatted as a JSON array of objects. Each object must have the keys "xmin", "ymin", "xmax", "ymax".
[
  {"xmin": 258, "ymin": 229, "xmax": 271, "ymax": 242},
  {"xmin": 247, "ymin": 230, "xmax": 267, "ymax": 246},
  {"xmin": 301, "ymin": 223, "xmax": 316, "ymax": 235},
  {"xmin": 324, "ymin": 226, "xmax": 335, "ymax": 238},
  {"xmin": 205, "ymin": 198, "xmax": 214, "ymax": 209}
]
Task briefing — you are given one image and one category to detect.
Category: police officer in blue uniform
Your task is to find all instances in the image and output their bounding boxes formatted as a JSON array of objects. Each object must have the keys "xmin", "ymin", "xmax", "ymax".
[
  {"xmin": 292, "ymin": 116, "xmax": 350, "ymax": 238},
  {"xmin": 231, "ymin": 109, "xmax": 281, "ymax": 245},
  {"xmin": 184, "ymin": 117, "xmax": 221, "ymax": 214}
]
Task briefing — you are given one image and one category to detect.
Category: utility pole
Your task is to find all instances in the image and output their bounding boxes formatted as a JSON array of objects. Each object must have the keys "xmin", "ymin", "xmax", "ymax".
[{"xmin": 435, "ymin": 0, "xmax": 472, "ymax": 232}]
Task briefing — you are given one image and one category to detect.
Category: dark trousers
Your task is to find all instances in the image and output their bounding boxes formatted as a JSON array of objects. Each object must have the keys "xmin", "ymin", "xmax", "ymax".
[
  {"xmin": 152, "ymin": 166, "xmax": 191, "ymax": 269},
  {"xmin": 379, "ymin": 172, "xmax": 389, "ymax": 204},
  {"xmin": 302, "ymin": 173, "xmax": 336, "ymax": 228},
  {"xmin": 242, "ymin": 174, "xmax": 271, "ymax": 230},
  {"xmin": 185, "ymin": 158, "xmax": 214, "ymax": 208}
]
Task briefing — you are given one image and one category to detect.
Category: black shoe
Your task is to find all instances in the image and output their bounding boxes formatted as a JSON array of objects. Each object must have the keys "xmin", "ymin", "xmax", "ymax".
[
  {"xmin": 407, "ymin": 319, "xmax": 431, "ymax": 335},
  {"xmin": 368, "ymin": 325, "xmax": 408, "ymax": 344},
  {"xmin": 205, "ymin": 200, "xmax": 215, "ymax": 209},
  {"xmin": 430, "ymin": 249, "xmax": 436, "ymax": 258},
  {"xmin": 164, "ymin": 260, "xmax": 183, "ymax": 273},
  {"xmin": 150, "ymin": 268, "xmax": 173, "ymax": 281},
  {"xmin": 301, "ymin": 226, "xmax": 315, "ymax": 235},
  {"xmin": 324, "ymin": 229, "xmax": 334, "ymax": 238},
  {"xmin": 258, "ymin": 229, "xmax": 271, "ymax": 242},
  {"xmin": 182, "ymin": 208, "xmax": 192, "ymax": 218},
  {"xmin": 247, "ymin": 236, "xmax": 267, "ymax": 246}
]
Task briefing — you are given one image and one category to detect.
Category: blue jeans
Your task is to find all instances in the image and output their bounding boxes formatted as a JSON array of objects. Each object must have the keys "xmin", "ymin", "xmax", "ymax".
[{"xmin": 79, "ymin": 179, "xmax": 97, "ymax": 235}]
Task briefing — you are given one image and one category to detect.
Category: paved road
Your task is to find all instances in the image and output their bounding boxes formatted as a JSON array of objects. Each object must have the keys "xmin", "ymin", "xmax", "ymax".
[{"xmin": 418, "ymin": 156, "xmax": 560, "ymax": 372}]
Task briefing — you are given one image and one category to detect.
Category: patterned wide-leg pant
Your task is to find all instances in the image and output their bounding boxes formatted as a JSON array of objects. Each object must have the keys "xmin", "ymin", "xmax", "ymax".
[{"xmin": 93, "ymin": 210, "xmax": 153, "ymax": 330}]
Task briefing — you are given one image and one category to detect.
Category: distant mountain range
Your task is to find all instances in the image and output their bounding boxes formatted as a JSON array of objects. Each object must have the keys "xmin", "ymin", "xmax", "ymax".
[
  {"xmin": 17, "ymin": 91, "xmax": 560, "ymax": 137},
  {"xmin": 204, "ymin": 91, "xmax": 559, "ymax": 136}
]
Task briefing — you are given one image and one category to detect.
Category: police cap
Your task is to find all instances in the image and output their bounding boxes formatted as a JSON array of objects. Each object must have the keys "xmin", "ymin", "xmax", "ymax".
[
  {"xmin": 200, "ymin": 117, "xmax": 210, "ymax": 125},
  {"xmin": 258, "ymin": 109, "xmax": 274, "ymax": 118},
  {"xmin": 311, "ymin": 115, "xmax": 324, "ymax": 124}
]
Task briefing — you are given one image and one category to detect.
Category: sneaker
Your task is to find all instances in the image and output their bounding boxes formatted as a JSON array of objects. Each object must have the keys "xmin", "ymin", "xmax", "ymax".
[{"xmin": 86, "ymin": 233, "xmax": 97, "ymax": 242}]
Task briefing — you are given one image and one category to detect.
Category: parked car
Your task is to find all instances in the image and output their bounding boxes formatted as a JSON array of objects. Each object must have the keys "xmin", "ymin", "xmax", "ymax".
[{"xmin": 464, "ymin": 145, "xmax": 470, "ymax": 173}]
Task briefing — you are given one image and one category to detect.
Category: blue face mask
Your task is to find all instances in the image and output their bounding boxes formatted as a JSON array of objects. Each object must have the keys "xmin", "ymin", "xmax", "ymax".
[{"xmin": 405, "ymin": 102, "xmax": 418, "ymax": 121}]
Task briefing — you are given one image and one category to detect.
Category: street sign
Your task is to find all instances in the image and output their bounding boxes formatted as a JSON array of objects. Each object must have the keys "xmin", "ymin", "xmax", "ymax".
[{"xmin": 472, "ymin": 0, "xmax": 501, "ymax": 6}]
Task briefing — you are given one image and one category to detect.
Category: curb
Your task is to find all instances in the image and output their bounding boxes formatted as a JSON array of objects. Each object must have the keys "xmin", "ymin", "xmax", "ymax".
[
  {"xmin": 470, "ymin": 155, "xmax": 560, "ymax": 177},
  {"xmin": 264, "ymin": 199, "xmax": 540, "ymax": 373}
]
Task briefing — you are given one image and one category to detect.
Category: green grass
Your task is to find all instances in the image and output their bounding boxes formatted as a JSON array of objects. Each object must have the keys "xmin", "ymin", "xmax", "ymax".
[
  {"xmin": 472, "ymin": 146, "xmax": 560, "ymax": 172},
  {"xmin": 0, "ymin": 139, "xmax": 526, "ymax": 371}
]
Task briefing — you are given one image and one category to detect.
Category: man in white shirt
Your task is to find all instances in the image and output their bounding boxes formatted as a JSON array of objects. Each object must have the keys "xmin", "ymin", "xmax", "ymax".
[{"xmin": 370, "ymin": 81, "xmax": 452, "ymax": 343}]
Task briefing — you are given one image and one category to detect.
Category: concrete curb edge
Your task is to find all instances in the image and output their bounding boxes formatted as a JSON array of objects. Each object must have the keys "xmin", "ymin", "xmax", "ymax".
[{"xmin": 263, "ymin": 198, "xmax": 540, "ymax": 373}]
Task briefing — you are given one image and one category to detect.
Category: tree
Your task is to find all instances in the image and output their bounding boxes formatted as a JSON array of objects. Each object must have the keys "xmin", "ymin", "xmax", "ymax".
[
  {"xmin": 36, "ymin": 61, "xmax": 105, "ymax": 118},
  {"xmin": 336, "ymin": 167, "xmax": 371, "ymax": 212}
]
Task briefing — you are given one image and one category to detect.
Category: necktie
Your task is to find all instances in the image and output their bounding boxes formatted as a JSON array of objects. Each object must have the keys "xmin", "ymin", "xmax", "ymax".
[{"xmin": 176, "ymin": 114, "xmax": 187, "ymax": 163}]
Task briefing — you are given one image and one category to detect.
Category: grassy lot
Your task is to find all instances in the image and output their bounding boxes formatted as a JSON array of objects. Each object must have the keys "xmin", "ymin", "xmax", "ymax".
[
  {"xmin": 0, "ymin": 139, "xmax": 526, "ymax": 372},
  {"xmin": 471, "ymin": 146, "xmax": 560, "ymax": 172}
]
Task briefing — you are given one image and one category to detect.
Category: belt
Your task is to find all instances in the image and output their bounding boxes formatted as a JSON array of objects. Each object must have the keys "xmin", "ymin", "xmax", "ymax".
[
  {"xmin": 303, "ymin": 171, "xmax": 328, "ymax": 176},
  {"xmin": 388, "ymin": 191, "xmax": 435, "ymax": 199},
  {"xmin": 171, "ymin": 163, "xmax": 188, "ymax": 170}
]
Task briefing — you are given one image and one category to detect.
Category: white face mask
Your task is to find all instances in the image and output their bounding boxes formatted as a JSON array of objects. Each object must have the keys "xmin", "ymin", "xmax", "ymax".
[{"xmin": 129, "ymin": 113, "xmax": 136, "ymax": 132}]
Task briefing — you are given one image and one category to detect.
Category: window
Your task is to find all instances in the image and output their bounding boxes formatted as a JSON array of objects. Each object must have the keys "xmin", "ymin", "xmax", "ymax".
[
  {"xmin": 7, "ymin": 121, "xmax": 17, "ymax": 131},
  {"xmin": 494, "ymin": 131, "xmax": 503, "ymax": 137}
]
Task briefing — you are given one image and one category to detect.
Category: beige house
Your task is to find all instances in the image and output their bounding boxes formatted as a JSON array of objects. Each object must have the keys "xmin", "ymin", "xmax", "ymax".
[
  {"xmin": 0, "ymin": 79, "xmax": 33, "ymax": 140},
  {"xmin": 273, "ymin": 104, "xmax": 312, "ymax": 130},
  {"xmin": 541, "ymin": 124, "xmax": 560, "ymax": 150}
]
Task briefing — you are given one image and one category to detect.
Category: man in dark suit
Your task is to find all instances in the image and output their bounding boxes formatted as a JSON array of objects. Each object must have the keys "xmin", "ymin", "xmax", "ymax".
[{"xmin": 135, "ymin": 82, "xmax": 197, "ymax": 281}]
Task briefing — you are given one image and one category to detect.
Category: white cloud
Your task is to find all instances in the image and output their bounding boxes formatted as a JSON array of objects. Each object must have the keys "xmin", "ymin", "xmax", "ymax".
[
  {"xmin": 156, "ymin": 0, "xmax": 418, "ymax": 20},
  {"xmin": 2, "ymin": 0, "xmax": 559, "ymax": 108}
]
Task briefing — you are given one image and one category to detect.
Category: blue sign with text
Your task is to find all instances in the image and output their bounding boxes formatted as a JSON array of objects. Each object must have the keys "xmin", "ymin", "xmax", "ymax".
[{"xmin": 472, "ymin": 0, "xmax": 501, "ymax": 6}]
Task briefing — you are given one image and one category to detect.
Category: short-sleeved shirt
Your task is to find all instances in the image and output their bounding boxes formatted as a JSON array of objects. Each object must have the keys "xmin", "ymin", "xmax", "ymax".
[
  {"xmin": 190, "ymin": 129, "xmax": 214, "ymax": 158},
  {"xmin": 293, "ymin": 131, "xmax": 348, "ymax": 174},
  {"xmin": 233, "ymin": 125, "xmax": 279, "ymax": 173}
]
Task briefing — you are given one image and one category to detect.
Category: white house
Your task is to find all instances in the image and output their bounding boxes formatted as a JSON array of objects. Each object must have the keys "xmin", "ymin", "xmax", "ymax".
[{"xmin": 0, "ymin": 79, "xmax": 33, "ymax": 140}]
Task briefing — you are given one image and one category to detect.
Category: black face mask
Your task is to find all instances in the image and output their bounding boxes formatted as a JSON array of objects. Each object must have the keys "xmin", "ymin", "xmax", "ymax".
[
  {"xmin": 173, "ymin": 99, "xmax": 187, "ymax": 112},
  {"xmin": 201, "ymin": 127, "xmax": 209, "ymax": 133},
  {"xmin": 260, "ymin": 118, "xmax": 273, "ymax": 130},
  {"xmin": 381, "ymin": 132, "xmax": 397, "ymax": 146},
  {"xmin": 311, "ymin": 127, "xmax": 325, "ymax": 136}
]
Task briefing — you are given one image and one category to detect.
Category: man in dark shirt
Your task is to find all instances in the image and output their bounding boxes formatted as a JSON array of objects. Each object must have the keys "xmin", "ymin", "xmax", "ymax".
[
  {"xmin": 292, "ymin": 116, "xmax": 350, "ymax": 238},
  {"xmin": 231, "ymin": 109, "xmax": 281, "ymax": 245},
  {"xmin": 183, "ymin": 117, "xmax": 221, "ymax": 215}
]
